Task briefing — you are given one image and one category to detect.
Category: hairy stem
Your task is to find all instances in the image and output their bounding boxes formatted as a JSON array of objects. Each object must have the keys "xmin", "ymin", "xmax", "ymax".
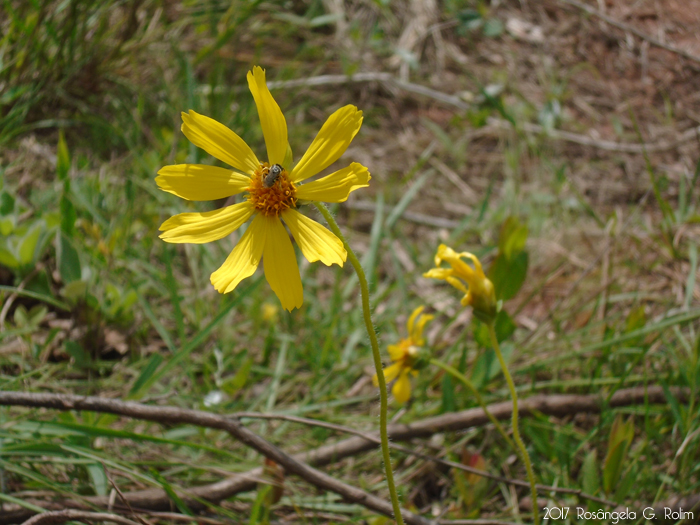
[
  {"xmin": 314, "ymin": 203, "xmax": 404, "ymax": 525},
  {"xmin": 488, "ymin": 323, "xmax": 539, "ymax": 525}
]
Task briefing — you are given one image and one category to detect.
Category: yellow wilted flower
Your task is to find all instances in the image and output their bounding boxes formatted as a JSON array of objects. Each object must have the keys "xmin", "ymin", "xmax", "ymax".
[
  {"xmin": 156, "ymin": 66, "xmax": 370, "ymax": 311},
  {"xmin": 424, "ymin": 244, "xmax": 497, "ymax": 323},
  {"xmin": 373, "ymin": 306, "xmax": 433, "ymax": 403}
]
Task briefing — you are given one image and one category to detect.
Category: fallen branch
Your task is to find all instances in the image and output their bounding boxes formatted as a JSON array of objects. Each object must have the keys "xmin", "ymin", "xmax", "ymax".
[
  {"xmin": 0, "ymin": 386, "xmax": 687, "ymax": 523},
  {"xmin": 234, "ymin": 412, "xmax": 617, "ymax": 507},
  {"xmin": 0, "ymin": 391, "xmax": 432, "ymax": 525}
]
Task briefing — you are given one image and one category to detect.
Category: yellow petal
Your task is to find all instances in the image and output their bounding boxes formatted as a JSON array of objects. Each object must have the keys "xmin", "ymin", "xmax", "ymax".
[
  {"xmin": 387, "ymin": 343, "xmax": 405, "ymax": 362},
  {"xmin": 281, "ymin": 209, "xmax": 346, "ymax": 266},
  {"xmin": 382, "ymin": 362, "xmax": 403, "ymax": 383},
  {"xmin": 290, "ymin": 105, "xmax": 363, "ymax": 183},
  {"xmin": 210, "ymin": 213, "xmax": 266, "ymax": 294},
  {"xmin": 392, "ymin": 370, "xmax": 412, "ymax": 403},
  {"xmin": 181, "ymin": 111, "xmax": 259, "ymax": 175},
  {"xmin": 423, "ymin": 267, "xmax": 453, "ymax": 281},
  {"xmin": 247, "ymin": 67, "xmax": 288, "ymax": 166},
  {"xmin": 156, "ymin": 164, "xmax": 251, "ymax": 201},
  {"xmin": 159, "ymin": 201, "xmax": 254, "ymax": 244},
  {"xmin": 412, "ymin": 313, "xmax": 434, "ymax": 344},
  {"xmin": 295, "ymin": 163, "xmax": 370, "ymax": 203},
  {"xmin": 262, "ymin": 215, "xmax": 303, "ymax": 311},
  {"xmin": 406, "ymin": 306, "xmax": 425, "ymax": 338}
]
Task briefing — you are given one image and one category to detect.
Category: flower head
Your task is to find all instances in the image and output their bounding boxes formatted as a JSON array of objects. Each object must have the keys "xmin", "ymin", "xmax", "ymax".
[
  {"xmin": 423, "ymin": 244, "xmax": 497, "ymax": 323},
  {"xmin": 373, "ymin": 306, "xmax": 434, "ymax": 403},
  {"xmin": 156, "ymin": 67, "xmax": 370, "ymax": 311}
]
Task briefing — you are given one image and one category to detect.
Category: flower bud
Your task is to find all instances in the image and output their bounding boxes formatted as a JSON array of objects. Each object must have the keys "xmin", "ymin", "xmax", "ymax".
[{"xmin": 424, "ymin": 244, "xmax": 497, "ymax": 324}]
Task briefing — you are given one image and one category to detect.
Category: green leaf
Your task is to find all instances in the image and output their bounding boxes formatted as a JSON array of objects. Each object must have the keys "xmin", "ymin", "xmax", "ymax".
[
  {"xmin": 498, "ymin": 216, "xmax": 528, "ymax": 259},
  {"xmin": 494, "ymin": 309, "xmax": 516, "ymax": 342},
  {"xmin": 0, "ymin": 216, "xmax": 14, "ymax": 236},
  {"xmin": 27, "ymin": 304, "xmax": 48, "ymax": 326},
  {"xmin": 0, "ymin": 284, "xmax": 69, "ymax": 310},
  {"xmin": 581, "ymin": 450, "xmax": 599, "ymax": 496},
  {"xmin": 603, "ymin": 415, "xmax": 634, "ymax": 495},
  {"xmin": 61, "ymin": 279, "xmax": 88, "ymax": 301},
  {"xmin": 60, "ymin": 193, "xmax": 76, "ymax": 237},
  {"xmin": 490, "ymin": 250, "xmax": 528, "ymax": 301},
  {"xmin": 441, "ymin": 373, "xmax": 455, "ymax": 413},
  {"xmin": 489, "ymin": 217, "xmax": 529, "ymax": 301},
  {"xmin": 17, "ymin": 221, "xmax": 44, "ymax": 266},
  {"xmin": 56, "ymin": 130, "xmax": 70, "ymax": 181},
  {"xmin": 0, "ymin": 246, "xmax": 19, "ymax": 268},
  {"xmin": 129, "ymin": 353, "xmax": 165, "ymax": 396},
  {"xmin": 473, "ymin": 310, "xmax": 515, "ymax": 346},
  {"xmin": 86, "ymin": 463, "xmax": 108, "ymax": 496},
  {"xmin": 150, "ymin": 468, "xmax": 193, "ymax": 515},
  {"xmin": 56, "ymin": 232, "xmax": 81, "ymax": 283},
  {"xmin": 222, "ymin": 357, "xmax": 253, "ymax": 397},
  {"xmin": 65, "ymin": 340, "xmax": 91, "ymax": 369},
  {"xmin": 0, "ymin": 191, "xmax": 14, "ymax": 215},
  {"xmin": 614, "ymin": 464, "xmax": 636, "ymax": 501}
]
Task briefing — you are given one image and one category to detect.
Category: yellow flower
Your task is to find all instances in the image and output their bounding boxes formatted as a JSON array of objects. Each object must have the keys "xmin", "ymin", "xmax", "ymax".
[
  {"xmin": 373, "ymin": 306, "xmax": 434, "ymax": 403},
  {"xmin": 423, "ymin": 244, "xmax": 497, "ymax": 323},
  {"xmin": 156, "ymin": 67, "xmax": 370, "ymax": 311}
]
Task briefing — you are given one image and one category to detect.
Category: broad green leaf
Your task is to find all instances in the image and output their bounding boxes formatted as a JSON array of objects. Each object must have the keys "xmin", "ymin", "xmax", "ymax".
[
  {"xmin": 0, "ymin": 216, "xmax": 14, "ymax": 235},
  {"xmin": 581, "ymin": 450, "xmax": 599, "ymax": 496},
  {"xmin": 603, "ymin": 415, "xmax": 634, "ymax": 495},
  {"xmin": 490, "ymin": 251, "xmax": 528, "ymax": 301},
  {"xmin": 65, "ymin": 340, "xmax": 91, "ymax": 368},
  {"xmin": 498, "ymin": 216, "xmax": 528, "ymax": 259},
  {"xmin": 0, "ymin": 191, "xmax": 14, "ymax": 215},
  {"xmin": 494, "ymin": 309, "xmax": 516, "ymax": 342},
  {"xmin": 0, "ymin": 246, "xmax": 18, "ymax": 268},
  {"xmin": 56, "ymin": 232, "xmax": 81, "ymax": 283},
  {"xmin": 17, "ymin": 221, "xmax": 43, "ymax": 265},
  {"xmin": 86, "ymin": 463, "xmax": 108, "ymax": 496},
  {"xmin": 61, "ymin": 279, "xmax": 88, "ymax": 301}
]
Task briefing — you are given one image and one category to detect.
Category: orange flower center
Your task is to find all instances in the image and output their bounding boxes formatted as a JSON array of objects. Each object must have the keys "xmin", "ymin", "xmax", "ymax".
[{"xmin": 247, "ymin": 163, "xmax": 297, "ymax": 217}]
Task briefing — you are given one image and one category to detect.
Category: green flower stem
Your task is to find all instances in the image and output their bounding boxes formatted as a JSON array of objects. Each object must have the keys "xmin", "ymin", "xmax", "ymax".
[
  {"xmin": 488, "ymin": 323, "xmax": 538, "ymax": 525},
  {"xmin": 429, "ymin": 358, "xmax": 515, "ymax": 451},
  {"xmin": 315, "ymin": 203, "xmax": 404, "ymax": 525}
]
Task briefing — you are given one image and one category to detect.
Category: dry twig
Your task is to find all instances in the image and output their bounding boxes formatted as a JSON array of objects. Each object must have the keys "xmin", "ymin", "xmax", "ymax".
[
  {"xmin": 0, "ymin": 391, "xmax": 432, "ymax": 525},
  {"xmin": 0, "ymin": 386, "xmax": 687, "ymax": 524},
  {"xmin": 234, "ymin": 412, "xmax": 616, "ymax": 507}
]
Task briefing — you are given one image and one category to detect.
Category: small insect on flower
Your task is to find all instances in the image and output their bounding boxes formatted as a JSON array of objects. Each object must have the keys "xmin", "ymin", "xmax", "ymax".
[
  {"xmin": 263, "ymin": 163, "xmax": 283, "ymax": 188},
  {"xmin": 373, "ymin": 306, "xmax": 434, "ymax": 403},
  {"xmin": 155, "ymin": 66, "xmax": 371, "ymax": 311}
]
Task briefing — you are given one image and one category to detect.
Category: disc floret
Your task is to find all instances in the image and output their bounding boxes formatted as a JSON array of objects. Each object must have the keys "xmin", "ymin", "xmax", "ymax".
[{"xmin": 247, "ymin": 163, "xmax": 297, "ymax": 217}]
